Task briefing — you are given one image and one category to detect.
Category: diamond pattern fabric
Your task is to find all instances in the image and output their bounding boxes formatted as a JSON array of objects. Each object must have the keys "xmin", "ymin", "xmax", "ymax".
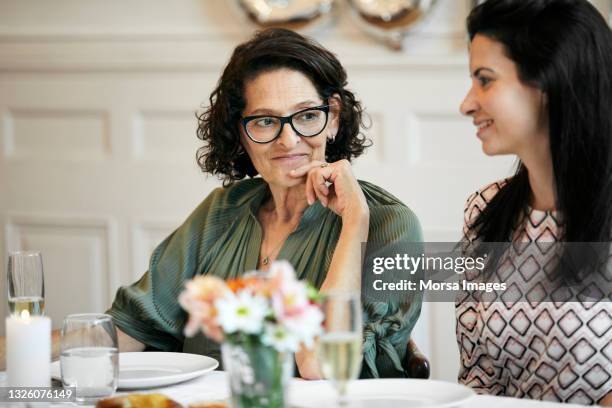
[{"xmin": 456, "ymin": 181, "xmax": 612, "ymax": 404}]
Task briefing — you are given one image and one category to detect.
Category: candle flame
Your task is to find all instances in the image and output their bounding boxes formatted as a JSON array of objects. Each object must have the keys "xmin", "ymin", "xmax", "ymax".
[{"xmin": 20, "ymin": 309, "xmax": 30, "ymax": 319}]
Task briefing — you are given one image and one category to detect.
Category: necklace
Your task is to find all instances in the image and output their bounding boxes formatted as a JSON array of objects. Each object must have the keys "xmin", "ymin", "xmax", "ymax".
[
  {"xmin": 259, "ymin": 222, "xmax": 299, "ymax": 266},
  {"xmin": 260, "ymin": 239, "xmax": 285, "ymax": 266},
  {"xmin": 258, "ymin": 198, "xmax": 302, "ymax": 267}
]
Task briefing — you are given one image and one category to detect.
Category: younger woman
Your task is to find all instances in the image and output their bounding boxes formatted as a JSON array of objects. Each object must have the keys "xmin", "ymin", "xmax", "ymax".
[{"xmin": 457, "ymin": 0, "xmax": 612, "ymax": 404}]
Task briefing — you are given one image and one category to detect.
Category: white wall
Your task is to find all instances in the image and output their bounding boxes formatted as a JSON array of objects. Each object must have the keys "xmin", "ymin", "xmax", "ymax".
[{"xmin": 3, "ymin": 0, "xmax": 606, "ymax": 381}]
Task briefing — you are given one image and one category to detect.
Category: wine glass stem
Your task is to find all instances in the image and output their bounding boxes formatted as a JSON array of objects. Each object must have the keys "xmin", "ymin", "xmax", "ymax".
[{"xmin": 338, "ymin": 381, "xmax": 348, "ymax": 406}]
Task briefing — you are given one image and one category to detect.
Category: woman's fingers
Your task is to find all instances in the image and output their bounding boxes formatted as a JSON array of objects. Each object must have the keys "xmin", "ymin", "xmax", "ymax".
[
  {"xmin": 312, "ymin": 167, "xmax": 331, "ymax": 196},
  {"xmin": 307, "ymin": 169, "xmax": 329, "ymax": 206},
  {"xmin": 290, "ymin": 161, "xmax": 323, "ymax": 178},
  {"xmin": 291, "ymin": 160, "xmax": 332, "ymax": 204},
  {"xmin": 291, "ymin": 159, "xmax": 360, "ymax": 215},
  {"xmin": 304, "ymin": 171, "xmax": 316, "ymax": 205}
]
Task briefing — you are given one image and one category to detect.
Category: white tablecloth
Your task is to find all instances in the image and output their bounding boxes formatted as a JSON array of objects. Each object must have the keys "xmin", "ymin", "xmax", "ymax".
[{"xmin": 0, "ymin": 371, "xmax": 592, "ymax": 407}]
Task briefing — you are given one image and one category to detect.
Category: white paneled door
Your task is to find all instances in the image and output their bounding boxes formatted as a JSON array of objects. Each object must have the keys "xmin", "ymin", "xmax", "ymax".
[{"xmin": 0, "ymin": 73, "xmax": 222, "ymax": 329}]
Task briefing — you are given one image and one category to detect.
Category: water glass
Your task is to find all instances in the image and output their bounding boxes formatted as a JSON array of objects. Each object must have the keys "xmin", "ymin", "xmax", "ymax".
[
  {"xmin": 7, "ymin": 250, "xmax": 45, "ymax": 316},
  {"xmin": 60, "ymin": 314, "xmax": 119, "ymax": 404},
  {"xmin": 316, "ymin": 292, "xmax": 363, "ymax": 406}
]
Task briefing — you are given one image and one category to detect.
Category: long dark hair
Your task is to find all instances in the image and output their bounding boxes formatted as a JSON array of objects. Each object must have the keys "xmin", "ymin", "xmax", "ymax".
[
  {"xmin": 196, "ymin": 28, "xmax": 370, "ymax": 186},
  {"xmin": 467, "ymin": 0, "xmax": 612, "ymax": 249}
]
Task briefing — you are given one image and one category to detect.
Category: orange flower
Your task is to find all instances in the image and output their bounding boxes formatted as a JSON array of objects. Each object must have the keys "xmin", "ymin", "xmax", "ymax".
[
  {"xmin": 227, "ymin": 278, "xmax": 246, "ymax": 293},
  {"xmin": 227, "ymin": 276, "xmax": 267, "ymax": 295}
]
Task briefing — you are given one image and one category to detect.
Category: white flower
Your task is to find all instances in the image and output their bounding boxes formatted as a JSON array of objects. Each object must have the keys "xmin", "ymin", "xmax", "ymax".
[
  {"xmin": 284, "ymin": 304, "xmax": 324, "ymax": 348},
  {"xmin": 215, "ymin": 290, "xmax": 268, "ymax": 335},
  {"xmin": 262, "ymin": 323, "xmax": 300, "ymax": 352}
]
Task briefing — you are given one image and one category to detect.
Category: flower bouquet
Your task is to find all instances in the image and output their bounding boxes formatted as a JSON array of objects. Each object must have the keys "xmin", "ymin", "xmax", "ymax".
[{"xmin": 179, "ymin": 261, "xmax": 323, "ymax": 408}]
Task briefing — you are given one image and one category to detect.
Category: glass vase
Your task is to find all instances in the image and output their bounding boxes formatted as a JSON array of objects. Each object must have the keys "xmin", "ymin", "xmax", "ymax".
[{"xmin": 222, "ymin": 339, "xmax": 293, "ymax": 408}]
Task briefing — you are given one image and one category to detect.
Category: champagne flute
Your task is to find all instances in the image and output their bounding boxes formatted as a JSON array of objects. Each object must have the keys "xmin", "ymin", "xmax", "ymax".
[
  {"xmin": 317, "ymin": 292, "xmax": 363, "ymax": 406},
  {"xmin": 7, "ymin": 250, "xmax": 45, "ymax": 316}
]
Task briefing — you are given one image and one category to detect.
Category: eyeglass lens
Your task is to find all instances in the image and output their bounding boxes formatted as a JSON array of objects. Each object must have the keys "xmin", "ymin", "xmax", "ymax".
[{"xmin": 246, "ymin": 108, "xmax": 327, "ymax": 142}]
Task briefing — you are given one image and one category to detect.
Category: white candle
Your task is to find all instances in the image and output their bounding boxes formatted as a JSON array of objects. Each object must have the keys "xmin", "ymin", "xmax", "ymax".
[{"xmin": 6, "ymin": 310, "xmax": 51, "ymax": 387}]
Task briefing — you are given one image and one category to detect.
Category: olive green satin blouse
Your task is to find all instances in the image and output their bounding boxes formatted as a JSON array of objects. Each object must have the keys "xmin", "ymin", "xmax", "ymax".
[{"xmin": 107, "ymin": 178, "xmax": 423, "ymax": 378}]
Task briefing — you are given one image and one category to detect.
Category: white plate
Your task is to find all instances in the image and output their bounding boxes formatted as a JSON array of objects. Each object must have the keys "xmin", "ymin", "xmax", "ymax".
[
  {"xmin": 52, "ymin": 352, "xmax": 218, "ymax": 389},
  {"xmin": 289, "ymin": 378, "xmax": 476, "ymax": 408}
]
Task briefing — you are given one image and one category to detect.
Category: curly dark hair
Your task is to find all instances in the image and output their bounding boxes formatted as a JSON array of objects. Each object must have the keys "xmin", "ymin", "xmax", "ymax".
[{"xmin": 196, "ymin": 28, "xmax": 370, "ymax": 186}]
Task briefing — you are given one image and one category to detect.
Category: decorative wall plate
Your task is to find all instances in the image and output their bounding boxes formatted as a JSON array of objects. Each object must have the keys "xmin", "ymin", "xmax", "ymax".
[
  {"xmin": 237, "ymin": 0, "xmax": 336, "ymax": 30},
  {"xmin": 348, "ymin": 0, "xmax": 438, "ymax": 50}
]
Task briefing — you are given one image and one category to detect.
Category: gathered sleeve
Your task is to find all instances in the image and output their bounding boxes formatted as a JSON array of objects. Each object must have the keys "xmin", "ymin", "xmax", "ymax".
[
  {"xmin": 106, "ymin": 188, "xmax": 223, "ymax": 351},
  {"xmin": 360, "ymin": 202, "xmax": 424, "ymax": 378}
]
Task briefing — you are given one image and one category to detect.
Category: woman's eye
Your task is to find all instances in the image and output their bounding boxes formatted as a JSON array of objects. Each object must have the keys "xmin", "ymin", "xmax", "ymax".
[
  {"xmin": 254, "ymin": 117, "xmax": 277, "ymax": 127},
  {"xmin": 478, "ymin": 76, "xmax": 492, "ymax": 86},
  {"xmin": 296, "ymin": 112, "xmax": 318, "ymax": 122}
]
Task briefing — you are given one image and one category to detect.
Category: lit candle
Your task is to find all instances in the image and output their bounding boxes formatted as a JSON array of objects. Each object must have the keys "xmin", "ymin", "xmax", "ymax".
[{"xmin": 6, "ymin": 310, "xmax": 51, "ymax": 387}]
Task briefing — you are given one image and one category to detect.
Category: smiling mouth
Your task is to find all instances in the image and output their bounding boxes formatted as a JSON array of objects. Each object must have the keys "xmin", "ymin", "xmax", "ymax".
[
  {"xmin": 272, "ymin": 154, "xmax": 308, "ymax": 160},
  {"xmin": 477, "ymin": 120, "xmax": 494, "ymax": 131}
]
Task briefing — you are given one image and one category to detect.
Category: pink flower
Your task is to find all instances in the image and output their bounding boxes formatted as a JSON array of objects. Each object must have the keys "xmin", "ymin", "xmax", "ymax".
[
  {"xmin": 267, "ymin": 261, "xmax": 311, "ymax": 322},
  {"xmin": 179, "ymin": 275, "xmax": 229, "ymax": 342},
  {"xmin": 272, "ymin": 280, "xmax": 310, "ymax": 319},
  {"xmin": 184, "ymin": 275, "xmax": 228, "ymax": 303},
  {"xmin": 266, "ymin": 261, "xmax": 296, "ymax": 294},
  {"xmin": 283, "ymin": 304, "xmax": 323, "ymax": 348}
]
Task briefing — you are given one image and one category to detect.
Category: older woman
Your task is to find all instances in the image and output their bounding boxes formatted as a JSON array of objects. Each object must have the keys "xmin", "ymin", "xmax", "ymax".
[{"xmin": 106, "ymin": 28, "xmax": 423, "ymax": 379}]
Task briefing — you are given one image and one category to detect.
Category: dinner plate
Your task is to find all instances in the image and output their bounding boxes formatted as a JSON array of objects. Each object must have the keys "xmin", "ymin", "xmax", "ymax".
[
  {"xmin": 51, "ymin": 352, "xmax": 218, "ymax": 389},
  {"xmin": 289, "ymin": 378, "xmax": 476, "ymax": 408}
]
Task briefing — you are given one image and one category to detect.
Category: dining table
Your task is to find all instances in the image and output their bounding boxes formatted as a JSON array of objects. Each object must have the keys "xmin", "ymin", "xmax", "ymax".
[{"xmin": 0, "ymin": 369, "xmax": 593, "ymax": 407}]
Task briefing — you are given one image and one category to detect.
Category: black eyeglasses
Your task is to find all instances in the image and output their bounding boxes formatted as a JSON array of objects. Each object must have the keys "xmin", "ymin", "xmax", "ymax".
[{"xmin": 241, "ymin": 105, "xmax": 330, "ymax": 144}]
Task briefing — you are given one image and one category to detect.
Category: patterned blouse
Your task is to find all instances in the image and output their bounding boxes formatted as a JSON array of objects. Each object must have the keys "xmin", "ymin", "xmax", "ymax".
[{"xmin": 456, "ymin": 181, "xmax": 612, "ymax": 405}]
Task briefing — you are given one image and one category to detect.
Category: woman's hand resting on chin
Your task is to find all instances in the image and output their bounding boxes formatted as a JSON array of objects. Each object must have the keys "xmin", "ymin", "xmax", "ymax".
[{"xmin": 290, "ymin": 159, "xmax": 369, "ymax": 224}]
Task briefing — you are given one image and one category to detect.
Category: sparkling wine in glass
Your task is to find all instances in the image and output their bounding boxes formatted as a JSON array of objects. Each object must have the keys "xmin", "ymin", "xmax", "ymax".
[
  {"xmin": 317, "ymin": 292, "xmax": 363, "ymax": 405},
  {"xmin": 7, "ymin": 251, "xmax": 45, "ymax": 316}
]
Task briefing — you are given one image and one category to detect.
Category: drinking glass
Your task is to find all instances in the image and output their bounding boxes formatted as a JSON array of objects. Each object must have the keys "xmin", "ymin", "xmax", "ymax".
[
  {"xmin": 7, "ymin": 250, "xmax": 45, "ymax": 316},
  {"xmin": 60, "ymin": 314, "xmax": 119, "ymax": 404},
  {"xmin": 317, "ymin": 292, "xmax": 363, "ymax": 406}
]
